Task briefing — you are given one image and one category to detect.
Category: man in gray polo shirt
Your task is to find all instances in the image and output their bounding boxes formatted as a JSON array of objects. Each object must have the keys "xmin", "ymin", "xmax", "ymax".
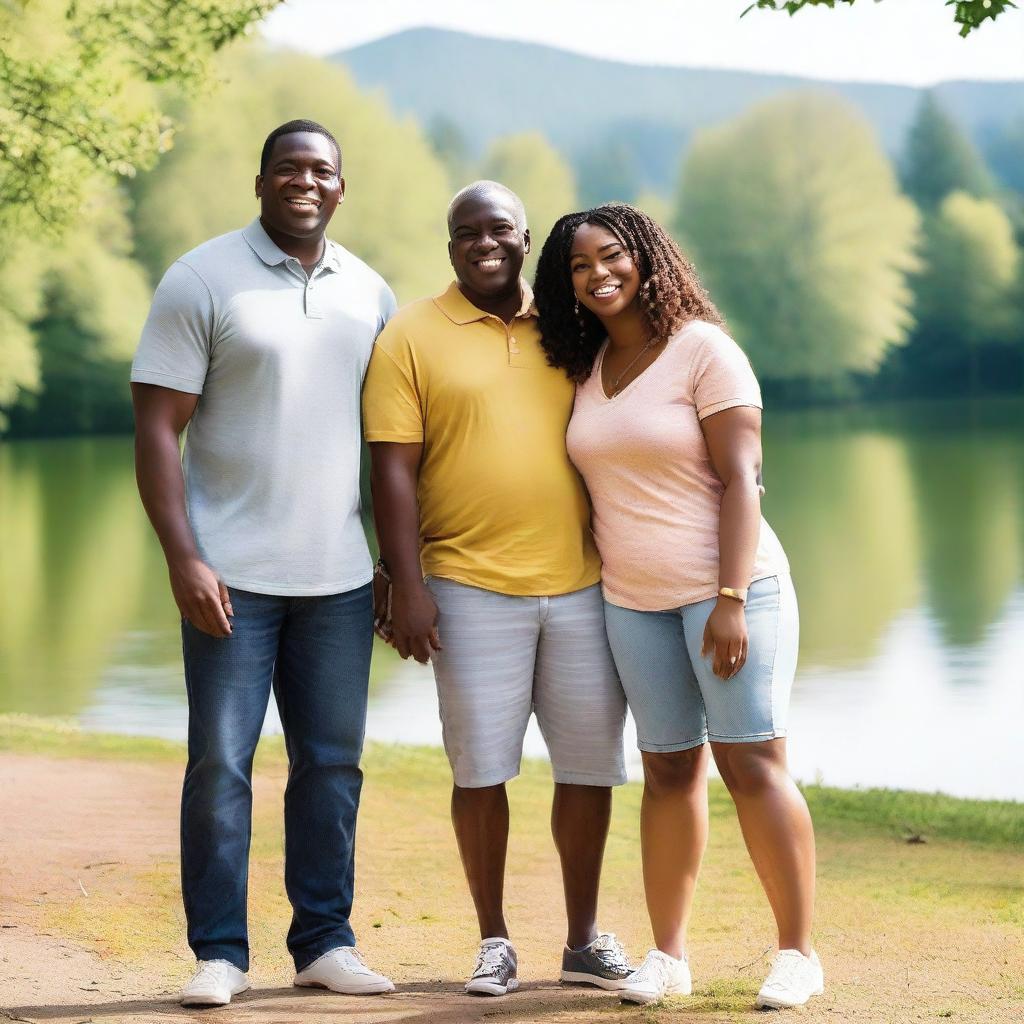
[{"xmin": 131, "ymin": 119, "xmax": 396, "ymax": 1006}]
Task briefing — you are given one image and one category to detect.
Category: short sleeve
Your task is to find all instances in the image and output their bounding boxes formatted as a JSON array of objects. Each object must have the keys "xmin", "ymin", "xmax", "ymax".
[
  {"xmin": 362, "ymin": 324, "xmax": 424, "ymax": 443},
  {"xmin": 376, "ymin": 285, "xmax": 398, "ymax": 337},
  {"xmin": 130, "ymin": 261, "xmax": 214, "ymax": 395},
  {"xmin": 691, "ymin": 324, "xmax": 762, "ymax": 420}
]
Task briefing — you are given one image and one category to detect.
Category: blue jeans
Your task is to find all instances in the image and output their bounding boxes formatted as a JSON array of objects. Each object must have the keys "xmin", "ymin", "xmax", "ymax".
[{"xmin": 180, "ymin": 583, "xmax": 373, "ymax": 972}]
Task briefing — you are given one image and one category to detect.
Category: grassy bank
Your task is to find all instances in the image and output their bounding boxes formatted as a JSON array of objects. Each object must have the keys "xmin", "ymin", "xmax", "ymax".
[
  {"xmin": 2, "ymin": 714, "xmax": 1020, "ymax": 847},
  {"xmin": 3, "ymin": 714, "xmax": 1022, "ymax": 1021}
]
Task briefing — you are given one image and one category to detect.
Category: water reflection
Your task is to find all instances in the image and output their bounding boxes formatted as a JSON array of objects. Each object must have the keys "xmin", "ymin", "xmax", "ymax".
[{"xmin": 2, "ymin": 400, "xmax": 1022, "ymax": 797}]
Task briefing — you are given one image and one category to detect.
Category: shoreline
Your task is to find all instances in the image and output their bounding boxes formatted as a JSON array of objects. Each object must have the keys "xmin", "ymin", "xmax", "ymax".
[{"xmin": 2, "ymin": 713, "xmax": 1021, "ymax": 846}]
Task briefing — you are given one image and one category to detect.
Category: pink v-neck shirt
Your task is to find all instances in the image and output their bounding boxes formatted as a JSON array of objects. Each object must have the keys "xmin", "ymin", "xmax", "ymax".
[{"xmin": 566, "ymin": 319, "xmax": 789, "ymax": 612}]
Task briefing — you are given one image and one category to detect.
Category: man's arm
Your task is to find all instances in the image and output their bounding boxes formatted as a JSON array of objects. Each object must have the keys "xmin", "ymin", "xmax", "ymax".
[
  {"xmin": 368, "ymin": 441, "xmax": 440, "ymax": 664},
  {"xmin": 131, "ymin": 382, "xmax": 232, "ymax": 638}
]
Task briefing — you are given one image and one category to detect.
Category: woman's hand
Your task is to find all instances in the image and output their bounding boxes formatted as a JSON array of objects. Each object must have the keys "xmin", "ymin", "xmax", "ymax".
[{"xmin": 701, "ymin": 597, "xmax": 748, "ymax": 679}]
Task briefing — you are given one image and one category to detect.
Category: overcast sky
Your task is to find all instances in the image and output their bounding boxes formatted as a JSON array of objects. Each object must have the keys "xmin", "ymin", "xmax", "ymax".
[{"xmin": 260, "ymin": 0, "xmax": 1023, "ymax": 86}]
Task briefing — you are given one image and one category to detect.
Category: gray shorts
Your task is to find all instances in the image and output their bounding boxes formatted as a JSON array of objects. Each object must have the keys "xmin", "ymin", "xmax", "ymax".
[{"xmin": 425, "ymin": 577, "xmax": 628, "ymax": 788}]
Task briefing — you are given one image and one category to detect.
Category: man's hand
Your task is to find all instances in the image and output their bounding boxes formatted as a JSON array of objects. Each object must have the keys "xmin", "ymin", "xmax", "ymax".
[
  {"xmin": 700, "ymin": 598, "xmax": 748, "ymax": 679},
  {"xmin": 170, "ymin": 556, "xmax": 233, "ymax": 638},
  {"xmin": 389, "ymin": 580, "xmax": 441, "ymax": 664}
]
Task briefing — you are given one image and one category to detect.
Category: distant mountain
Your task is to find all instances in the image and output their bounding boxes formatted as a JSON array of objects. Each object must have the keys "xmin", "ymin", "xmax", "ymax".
[{"xmin": 333, "ymin": 28, "xmax": 1024, "ymax": 194}]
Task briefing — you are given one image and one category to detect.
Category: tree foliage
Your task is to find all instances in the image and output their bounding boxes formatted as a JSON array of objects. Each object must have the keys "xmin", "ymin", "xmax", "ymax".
[
  {"xmin": 901, "ymin": 93, "xmax": 993, "ymax": 210},
  {"xmin": 676, "ymin": 93, "xmax": 919, "ymax": 386},
  {"xmin": 744, "ymin": 0, "xmax": 1016, "ymax": 36},
  {"xmin": 0, "ymin": 0, "xmax": 279, "ymax": 231},
  {"xmin": 894, "ymin": 191, "xmax": 1021, "ymax": 392},
  {"xmin": 478, "ymin": 132, "xmax": 578, "ymax": 277}
]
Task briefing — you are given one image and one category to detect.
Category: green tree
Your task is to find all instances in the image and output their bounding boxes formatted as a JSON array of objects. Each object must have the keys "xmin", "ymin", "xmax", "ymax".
[
  {"xmin": 478, "ymin": 132, "xmax": 578, "ymax": 277},
  {"xmin": 901, "ymin": 93, "xmax": 993, "ymax": 210},
  {"xmin": 897, "ymin": 192, "xmax": 1020, "ymax": 393},
  {"xmin": 0, "ymin": 0, "xmax": 279, "ymax": 231},
  {"xmin": 132, "ymin": 47, "xmax": 452, "ymax": 303},
  {"xmin": 744, "ymin": 0, "xmax": 1016, "ymax": 36},
  {"xmin": 8, "ymin": 185, "xmax": 152, "ymax": 436},
  {"xmin": 983, "ymin": 114, "xmax": 1024, "ymax": 195},
  {"xmin": 676, "ymin": 92, "xmax": 919, "ymax": 389}
]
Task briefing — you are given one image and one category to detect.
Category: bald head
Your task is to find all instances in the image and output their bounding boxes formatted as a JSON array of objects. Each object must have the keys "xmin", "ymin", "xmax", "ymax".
[{"xmin": 447, "ymin": 180, "xmax": 527, "ymax": 236}]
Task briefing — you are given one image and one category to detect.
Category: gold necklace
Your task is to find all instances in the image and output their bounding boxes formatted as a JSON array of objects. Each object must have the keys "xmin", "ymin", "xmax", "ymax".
[{"xmin": 606, "ymin": 337, "xmax": 661, "ymax": 397}]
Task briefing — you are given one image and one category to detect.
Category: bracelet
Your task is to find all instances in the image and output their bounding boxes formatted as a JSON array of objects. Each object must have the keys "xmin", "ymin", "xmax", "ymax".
[{"xmin": 718, "ymin": 586, "xmax": 748, "ymax": 604}]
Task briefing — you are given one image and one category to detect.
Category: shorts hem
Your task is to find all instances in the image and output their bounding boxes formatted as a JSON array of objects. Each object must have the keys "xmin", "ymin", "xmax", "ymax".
[
  {"xmin": 452, "ymin": 766, "xmax": 521, "ymax": 789},
  {"xmin": 706, "ymin": 729, "xmax": 788, "ymax": 744},
  {"xmin": 552, "ymin": 768, "xmax": 627, "ymax": 787},
  {"xmin": 637, "ymin": 735, "xmax": 709, "ymax": 753}
]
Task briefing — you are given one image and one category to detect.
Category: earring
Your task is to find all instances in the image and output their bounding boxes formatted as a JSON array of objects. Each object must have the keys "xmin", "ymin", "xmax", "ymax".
[
  {"xmin": 574, "ymin": 297, "xmax": 587, "ymax": 342},
  {"xmin": 574, "ymin": 298, "xmax": 580, "ymax": 315}
]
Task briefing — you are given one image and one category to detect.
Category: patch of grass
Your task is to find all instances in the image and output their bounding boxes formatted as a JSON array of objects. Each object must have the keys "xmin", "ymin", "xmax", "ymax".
[
  {"xmin": 801, "ymin": 782, "xmax": 1024, "ymax": 848},
  {"xmin": 0, "ymin": 714, "xmax": 185, "ymax": 762}
]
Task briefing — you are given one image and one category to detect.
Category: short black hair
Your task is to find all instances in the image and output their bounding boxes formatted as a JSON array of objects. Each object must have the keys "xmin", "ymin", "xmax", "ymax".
[{"xmin": 259, "ymin": 119, "xmax": 341, "ymax": 175}]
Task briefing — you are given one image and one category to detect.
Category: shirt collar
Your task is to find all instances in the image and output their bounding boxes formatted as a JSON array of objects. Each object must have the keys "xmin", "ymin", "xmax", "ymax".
[
  {"xmin": 434, "ymin": 280, "xmax": 537, "ymax": 325},
  {"xmin": 242, "ymin": 218, "xmax": 344, "ymax": 273}
]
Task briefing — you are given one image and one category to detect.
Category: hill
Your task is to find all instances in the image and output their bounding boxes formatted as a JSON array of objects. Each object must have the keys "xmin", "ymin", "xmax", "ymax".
[{"xmin": 333, "ymin": 28, "xmax": 1024, "ymax": 194}]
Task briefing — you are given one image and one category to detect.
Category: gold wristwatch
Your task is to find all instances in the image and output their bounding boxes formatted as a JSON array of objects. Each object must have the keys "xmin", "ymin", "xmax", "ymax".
[{"xmin": 718, "ymin": 586, "xmax": 748, "ymax": 604}]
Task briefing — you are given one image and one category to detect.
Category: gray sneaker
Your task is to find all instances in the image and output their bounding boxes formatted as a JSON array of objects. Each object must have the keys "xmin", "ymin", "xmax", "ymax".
[
  {"xmin": 465, "ymin": 938, "xmax": 519, "ymax": 996},
  {"xmin": 560, "ymin": 932, "xmax": 634, "ymax": 990}
]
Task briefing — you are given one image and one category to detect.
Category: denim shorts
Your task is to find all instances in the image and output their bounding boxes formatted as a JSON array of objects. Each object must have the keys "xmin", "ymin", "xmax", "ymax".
[
  {"xmin": 425, "ymin": 577, "xmax": 628, "ymax": 788},
  {"xmin": 603, "ymin": 574, "xmax": 798, "ymax": 750}
]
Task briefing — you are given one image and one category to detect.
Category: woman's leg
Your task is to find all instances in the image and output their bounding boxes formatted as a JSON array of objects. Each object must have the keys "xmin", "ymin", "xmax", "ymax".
[
  {"xmin": 683, "ymin": 575, "xmax": 815, "ymax": 953},
  {"xmin": 711, "ymin": 738, "xmax": 815, "ymax": 953},
  {"xmin": 640, "ymin": 745, "xmax": 710, "ymax": 958},
  {"xmin": 604, "ymin": 601, "xmax": 710, "ymax": 959}
]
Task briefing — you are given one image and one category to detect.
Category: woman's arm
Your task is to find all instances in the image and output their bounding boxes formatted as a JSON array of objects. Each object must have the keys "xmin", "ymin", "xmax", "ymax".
[{"xmin": 700, "ymin": 405, "xmax": 764, "ymax": 679}]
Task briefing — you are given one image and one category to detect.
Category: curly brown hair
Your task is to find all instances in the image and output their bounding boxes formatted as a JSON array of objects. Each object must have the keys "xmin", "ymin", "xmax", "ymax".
[{"xmin": 533, "ymin": 203, "xmax": 723, "ymax": 382}]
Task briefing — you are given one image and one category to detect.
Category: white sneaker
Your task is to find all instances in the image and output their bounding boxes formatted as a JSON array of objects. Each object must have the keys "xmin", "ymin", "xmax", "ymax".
[
  {"xmin": 294, "ymin": 946, "xmax": 395, "ymax": 995},
  {"xmin": 180, "ymin": 959, "xmax": 250, "ymax": 1006},
  {"xmin": 755, "ymin": 949, "xmax": 824, "ymax": 1009},
  {"xmin": 620, "ymin": 948, "xmax": 692, "ymax": 1005}
]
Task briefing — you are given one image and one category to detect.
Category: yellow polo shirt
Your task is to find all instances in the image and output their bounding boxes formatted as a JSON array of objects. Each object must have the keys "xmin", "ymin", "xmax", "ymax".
[{"xmin": 362, "ymin": 281, "xmax": 600, "ymax": 596}]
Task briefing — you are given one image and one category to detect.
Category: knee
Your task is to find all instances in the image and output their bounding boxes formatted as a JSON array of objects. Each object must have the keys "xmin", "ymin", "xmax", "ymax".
[
  {"xmin": 715, "ymin": 744, "xmax": 783, "ymax": 798},
  {"xmin": 642, "ymin": 747, "xmax": 706, "ymax": 797}
]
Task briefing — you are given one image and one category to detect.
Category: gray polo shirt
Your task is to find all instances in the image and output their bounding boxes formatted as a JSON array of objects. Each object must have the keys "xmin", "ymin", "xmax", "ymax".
[{"xmin": 131, "ymin": 219, "xmax": 396, "ymax": 596}]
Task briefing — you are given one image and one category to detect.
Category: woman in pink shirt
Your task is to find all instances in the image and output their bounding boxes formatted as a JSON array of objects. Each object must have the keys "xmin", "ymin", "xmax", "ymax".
[{"xmin": 533, "ymin": 204, "xmax": 821, "ymax": 1010}]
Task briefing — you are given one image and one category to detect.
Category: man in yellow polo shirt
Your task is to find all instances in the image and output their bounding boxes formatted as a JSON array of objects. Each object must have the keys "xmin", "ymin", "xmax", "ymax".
[{"xmin": 362, "ymin": 181, "xmax": 631, "ymax": 996}]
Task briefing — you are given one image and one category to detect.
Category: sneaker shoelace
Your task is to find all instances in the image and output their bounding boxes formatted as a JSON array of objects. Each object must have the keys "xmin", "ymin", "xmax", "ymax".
[
  {"xmin": 764, "ymin": 950, "xmax": 808, "ymax": 991},
  {"xmin": 630, "ymin": 951, "xmax": 673, "ymax": 987},
  {"xmin": 591, "ymin": 933, "xmax": 630, "ymax": 971},
  {"xmin": 191, "ymin": 960, "xmax": 232, "ymax": 985},
  {"xmin": 474, "ymin": 942, "xmax": 510, "ymax": 977},
  {"xmin": 329, "ymin": 946, "xmax": 373, "ymax": 976}
]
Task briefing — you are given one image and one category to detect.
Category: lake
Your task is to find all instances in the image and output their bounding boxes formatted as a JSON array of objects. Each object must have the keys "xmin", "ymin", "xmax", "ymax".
[{"xmin": 2, "ymin": 398, "xmax": 1022, "ymax": 800}]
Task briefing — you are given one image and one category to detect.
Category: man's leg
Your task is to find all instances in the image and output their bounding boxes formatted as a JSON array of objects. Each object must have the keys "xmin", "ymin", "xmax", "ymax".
[
  {"xmin": 181, "ymin": 589, "xmax": 282, "ymax": 971},
  {"xmin": 451, "ymin": 783, "xmax": 511, "ymax": 939},
  {"xmin": 533, "ymin": 585, "xmax": 628, "ymax": 950},
  {"xmin": 550, "ymin": 783, "xmax": 611, "ymax": 949},
  {"xmin": 425, "ymin": 578, "xmax": 539, "ymax": 944},
  {"xmin": 273, "ymin": 584, "xmax": 374, "ymax": 972}
]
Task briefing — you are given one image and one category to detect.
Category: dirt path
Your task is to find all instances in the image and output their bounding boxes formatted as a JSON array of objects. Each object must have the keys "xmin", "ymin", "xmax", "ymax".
[{"xmin": 1, "ymin": 747, "xmax": 1022, "ymax": 1024}]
